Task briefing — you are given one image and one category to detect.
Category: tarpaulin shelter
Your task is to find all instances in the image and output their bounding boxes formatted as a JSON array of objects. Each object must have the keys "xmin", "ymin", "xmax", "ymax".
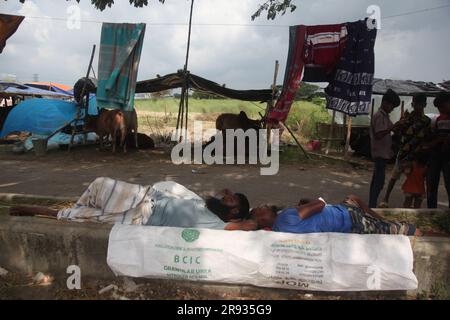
[
  {"xmin": 0, "ymin": 97, "xmax": 98, "ymax": 138},
  {"xmin": 0, "ymin": 14, "xmax": 24, "ymax": 53},
  {"xmin": 0, "ymin": 82, "xmax": 72, "ymax": 99},
  {"xmin": 25, "ymin": 82, "xmax": 73, "ymax": 96},
  {"xmin": 136, "ymin": 71, "xmax": 274, "ymax": 102},
  {"xmin": 372, "ymin": 78, "xmax": 449, "ymax": 97}
]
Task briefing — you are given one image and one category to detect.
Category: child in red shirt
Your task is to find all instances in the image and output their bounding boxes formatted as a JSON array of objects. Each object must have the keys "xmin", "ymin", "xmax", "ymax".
[{"xmin": 402, "ymin": 158, "xmax": 427, "ymax": 208}]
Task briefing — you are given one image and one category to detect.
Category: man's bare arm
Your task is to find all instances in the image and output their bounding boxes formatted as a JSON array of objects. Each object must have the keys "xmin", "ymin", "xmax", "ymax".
[
  {"xmin": 224, "ymin": 219, "xmax": 257, "ymax": 231},
  {"xmin": 297, "ymin": 199, "xmax": 325, "ymax": 220},
  {"xmin": 9, "ymin": 206, "xmax": 58, "ymax": 217}
]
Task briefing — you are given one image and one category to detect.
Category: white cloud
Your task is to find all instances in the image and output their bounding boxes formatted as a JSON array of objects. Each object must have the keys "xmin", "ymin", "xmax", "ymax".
[{"xmin": 0, "ymin": 0, "xmax": 448, "ymax": 87}]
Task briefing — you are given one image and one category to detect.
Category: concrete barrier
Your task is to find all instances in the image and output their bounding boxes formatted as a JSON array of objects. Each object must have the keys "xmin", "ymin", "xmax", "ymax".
[{"xmin": 1, "ymin": 214, "xmax": 449, "ymax": 298}]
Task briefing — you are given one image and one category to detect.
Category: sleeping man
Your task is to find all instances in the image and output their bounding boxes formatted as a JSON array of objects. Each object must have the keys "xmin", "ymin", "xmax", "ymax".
[
  {"xmin": 9, "ymin": 177, "xmax": 256, "ymax": 231},
  {"xmin": 250, "ymin": 195, "xmax": 422, "ymax": 236},
  {"xmin": 10, "ymin": 177, "xmax": 420, "ymax": 235}
]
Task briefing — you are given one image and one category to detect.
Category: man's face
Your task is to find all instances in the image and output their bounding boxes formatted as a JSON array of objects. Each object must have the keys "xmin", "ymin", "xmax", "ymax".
[
  {"xmin": 384, "ymin": 102, "xmax": 395, "ymax": 114},
  {"xmin": 441, "ymin": 101, "xmax": 450, "ymax": 115},
  {"xmin": 217, "ymin": 189, "xmax": 240, "ymax": 208},
  {"xmin": 251, "ymin": 206, "xmax": 277, "ymax": 229},
  {"xmin": 412, "ymin": 101, "xmax": 425, "ymax": 113}
]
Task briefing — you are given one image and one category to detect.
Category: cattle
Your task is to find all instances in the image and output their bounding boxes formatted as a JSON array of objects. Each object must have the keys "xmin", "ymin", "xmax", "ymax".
[
  {"xmin": 85, "ymin": 109, "xmax": 126, "ymax": 153},
  {"xmin": 122, "ymin": 109, "xmax": 139, "ymax": 149},
  {"xmin": 206, "ymin": 111, "xmax": 263, "ymax": 156},
  {"xmin": 215, "ymin": 111, "xmax": 262, "ymax": 132}
]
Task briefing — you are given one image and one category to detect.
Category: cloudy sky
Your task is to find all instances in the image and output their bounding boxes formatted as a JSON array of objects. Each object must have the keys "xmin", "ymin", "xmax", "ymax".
[{"xmin": 1, "ymin": 0, "xmax": 449, "ymax": 89}]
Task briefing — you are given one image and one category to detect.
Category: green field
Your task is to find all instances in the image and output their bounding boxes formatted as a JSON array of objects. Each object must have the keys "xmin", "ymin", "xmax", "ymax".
[{"xmin": 135, "ymin": 98, "xmax": 331, "ymax": 138}]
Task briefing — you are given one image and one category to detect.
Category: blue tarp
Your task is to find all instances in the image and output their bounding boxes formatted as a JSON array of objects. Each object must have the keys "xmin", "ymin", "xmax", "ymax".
[
  {"xmin": 0, "ymin": 82, "xmax": 72, "ymax": 98},
  {"xmin": 24, "ymin": 83, "xmax": 74, "ymax": 96},
  {"xmin": 0, "ymin": 97, "xmax": 98, "ymax": 137}
]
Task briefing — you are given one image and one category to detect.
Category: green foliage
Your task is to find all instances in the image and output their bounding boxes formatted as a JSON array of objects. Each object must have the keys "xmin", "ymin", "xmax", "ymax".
[
  {"xmin": 18, "ymin": 0, "xmax": 297, "ymax": 19},
  {"xmin": 286, "ymin": 101, "xmax": 331, "ymax": 138},
  {"xmin": 295, "ymin": 82, "xmax": 321, "ymax": 101},
  {"xmin": 251, "ymin": 0, "xmax": 297, "ymax": 20}
]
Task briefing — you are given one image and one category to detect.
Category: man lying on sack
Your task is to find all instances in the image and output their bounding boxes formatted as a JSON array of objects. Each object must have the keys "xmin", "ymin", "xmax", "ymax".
[
  {"xmin": 10, "ymin": 177, "xmax": 421, "ymax": 236},
  {"xmin": 9, "ymin": 177, "xmax": 255, "ymax": 231}
]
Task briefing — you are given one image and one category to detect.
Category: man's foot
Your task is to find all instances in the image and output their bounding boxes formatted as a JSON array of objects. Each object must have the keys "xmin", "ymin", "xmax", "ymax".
[{"xmin": 378, "ymin": 201, "xmax": 389, "ymax": 208}]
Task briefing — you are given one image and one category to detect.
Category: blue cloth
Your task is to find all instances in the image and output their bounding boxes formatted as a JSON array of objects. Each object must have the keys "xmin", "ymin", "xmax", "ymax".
[
  {"xmin": 325, "ymin": 19, "xmax": 377, "ymax": 116},
  {"xmin": 0, "ymin": 97, "xmax": 98, "ymax": 137},
  {"xmin": 147, "ymin": 197, "xmax": 226, "ymax": 230},
  {"xmin": 97, "ymin": 23, "xmax": 146, "ymax": 111},
  {"xmin": 272, "ymin": 205, "xmax": 352, "ymax": 234}
]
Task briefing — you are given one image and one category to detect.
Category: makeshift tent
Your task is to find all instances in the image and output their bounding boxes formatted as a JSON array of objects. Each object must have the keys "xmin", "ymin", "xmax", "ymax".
[
  {"xmin": 0, "ymin": 97, "xmax": 97, "ymax": 138},
  {"xmin": 0, "ymin": 82, "xmax": 72, "ymax": 99},
  {"xmin": 136, "ymin": 71, "xmax": 274, "ymax": 102},
  {"xmin": 25, "ymin": 82, "xmax": 73, "ymax": 96},
  {"xmin": 0, "ymin": 14, "xmax": 24, "ymax": 53},
  {"xmin": 97, "ymin": 23, "xmax": 146, "ymax": 111},
  {"xmin": 372, "ymin": 78, "xmax": 449, "ymax": 96}
]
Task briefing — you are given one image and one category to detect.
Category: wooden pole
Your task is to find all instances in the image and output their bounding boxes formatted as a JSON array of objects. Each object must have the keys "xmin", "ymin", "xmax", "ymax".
[
  {"xmin": 400, "ymin": 100, "xmax": 405, "ymax": 118},
  {"xmin": 69, "ymin": 44, "xmax": 96, "ymax": 152},
  {"xmin": 325, "ymin": 110, "xmax": 336, "ymax": 155},
  {"xmin": 280, "ymin": 121, "xmax": 310, "ymax": 159},
  {"xmin": 370, "ymin": 98, "xmax": 375, "ymax": 120},
  {"xmin": 344, "ymin": 116, "xmax": 352, "ymax": 159},
  {"xmin": 176, "ymin": 0, "xmax": 195, "ymax": 142},
  {"xmin": 266, "ymin": 60, "xmax": 279, "ymax": 149}
]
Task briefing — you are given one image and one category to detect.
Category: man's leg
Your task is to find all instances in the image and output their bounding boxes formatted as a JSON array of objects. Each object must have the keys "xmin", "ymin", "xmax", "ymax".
[
  {"xmin": 381, "ymin": 155, "xmax": 402, "ymax": 205},
  {"xmin": 369, "ymin": 158, "xmax": 387, "ymax": 208},
  {"xmin": 426, "ymin": 158, "xmax": 441, "ymax": 208},
  {"xmin": 413, "ymin": 195, "xmax": 423, "ymax": 209},
  {"xmin": 10, "ymin": 206, "xmax": 58, "ymax": 217},
  {"xmin": 403, "ymin": 195, "xmax": 413, "ymax": 208},
  {"xmin": 442, "ymin": 161, "xmax": 450, "ymax": 208}
]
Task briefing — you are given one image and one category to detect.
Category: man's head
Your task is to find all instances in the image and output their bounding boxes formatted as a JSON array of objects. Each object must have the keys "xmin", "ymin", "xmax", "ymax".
[
  {"xmin": 205, "ymin": 189, "xmax": 250, "ymax": 222},
  {"xmin": 434, "ymin": 92, "xmax": 450, "ymax": 115},
  {"xmin": 412, "ymin": 93, "xmax": 427, "ymax": 113},
  {"xmin": 250, "ymin": 205, "xmax": 278, "ymax": 229},
  {"xmin": 381, "ymin": 89, "xmax": 401, "ymax": 114}
]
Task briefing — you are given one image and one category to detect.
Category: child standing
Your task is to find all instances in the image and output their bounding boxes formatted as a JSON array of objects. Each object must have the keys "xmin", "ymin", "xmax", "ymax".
[{"xmin": 402, "ymin": 158, "xmax": 427, "ymax": 208}]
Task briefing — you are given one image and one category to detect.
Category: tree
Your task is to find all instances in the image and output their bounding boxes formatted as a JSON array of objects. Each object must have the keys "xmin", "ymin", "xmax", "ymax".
[
  {"xmin": 251, "ymin": 0, "xmax": 297, "ymax": 20},
  {"xmin": 16, "ymin": 0, "xmax": 297, "ymax": 20},
  {"xmin": 294, "ymin": 82, "xmax": 320, "ymax": 101}
]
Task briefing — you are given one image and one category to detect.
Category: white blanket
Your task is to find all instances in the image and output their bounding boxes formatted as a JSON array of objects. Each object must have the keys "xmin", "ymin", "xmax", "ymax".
[{"xmin": 107, "ymin": 224, "xmax": 418, "ymax": 291}]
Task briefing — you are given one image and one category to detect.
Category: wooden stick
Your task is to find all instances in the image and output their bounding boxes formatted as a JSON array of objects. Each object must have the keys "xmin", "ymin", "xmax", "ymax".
[
  {"xmin": 325, "ymin": 110, "xmax": 336, "ymax": 155},
  {"xmin": 280, "ymin": 122, "xmax": 310, "ymax": 159},
  {"xmin": 69, "ymin": 44, "xmax": 96, "ymax": 152},
  {"xmin": 344, "ymin": 116, "xmax": 352, "ymax": 159}
]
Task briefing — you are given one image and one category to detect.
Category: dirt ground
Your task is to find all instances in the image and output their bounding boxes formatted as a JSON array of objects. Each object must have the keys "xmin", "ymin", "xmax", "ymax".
[{"xmin": 0, "ymin": 144, "xmax": 449, "ymax": 208}]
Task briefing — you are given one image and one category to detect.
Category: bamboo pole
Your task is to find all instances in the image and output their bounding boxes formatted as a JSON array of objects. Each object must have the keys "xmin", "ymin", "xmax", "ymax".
[
  {"xmin": 344, "ymin": 116, "xmax": 352, "ymax": 159},
  {"xmin": 69, "ymin": 44, "xmax": 96, "ymax": 152},
  {"xmin": 325, "ymin": 110, "xmax": 336, "ymax": 155},
  {"xmin": 280, "ymin": 122, "xmax": 310, "ymax": 159},
  {"xmin": 266, "ymin": 60, "xmax": 279, "ymax": 149}
]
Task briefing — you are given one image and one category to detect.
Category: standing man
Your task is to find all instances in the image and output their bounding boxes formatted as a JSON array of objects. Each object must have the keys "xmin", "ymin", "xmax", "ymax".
[
  {"xmin": 369, "ymin": 89, "xmax": 401, "ymax": 208},
  {"xmin": 379, "ymin": 93, "xmax": 431, "ymax": 207},
  {"xmin": 426, "ymin": 92, "xmax": 450, "ymax": 208}
]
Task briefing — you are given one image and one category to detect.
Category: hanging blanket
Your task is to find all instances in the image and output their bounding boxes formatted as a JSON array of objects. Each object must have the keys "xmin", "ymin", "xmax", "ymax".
[
  {"xmin": 325, "ymin": 19, "xmax": 377, "ymax": 116},
  {"xmin": 97, "ymin": 23, "xmax": 146, "ymax": 111},
  {"xmin": 0, "ymin": 14, "xmax": 24, "ymax": 53}
]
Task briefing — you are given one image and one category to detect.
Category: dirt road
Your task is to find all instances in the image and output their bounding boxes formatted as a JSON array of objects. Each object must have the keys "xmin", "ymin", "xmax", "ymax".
[{"xmin": 1, "ymin": 145, "xmax": 448, "ymax": 208}]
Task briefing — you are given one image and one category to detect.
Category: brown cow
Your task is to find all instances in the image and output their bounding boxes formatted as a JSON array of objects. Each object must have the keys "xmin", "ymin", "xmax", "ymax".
[
  {"xmin": 122, "ymin": 109, "xmax": 138, "ymax": 149},
  {"xmin": 85, "ymin": 109, "xmax": 126, "ymax": 153},
  {"xmin": 215, "ymin": 111, "xmax": 262, "ymax": 132},
  {"xmin": 213, "ymin": 111, "xmax": 262, "ymax": 156}
]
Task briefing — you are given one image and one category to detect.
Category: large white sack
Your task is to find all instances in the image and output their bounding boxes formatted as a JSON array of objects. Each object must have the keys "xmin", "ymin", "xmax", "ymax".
[{"xmin": 107, "ymin": 224, "xmax": 417, "ymax": 291}]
